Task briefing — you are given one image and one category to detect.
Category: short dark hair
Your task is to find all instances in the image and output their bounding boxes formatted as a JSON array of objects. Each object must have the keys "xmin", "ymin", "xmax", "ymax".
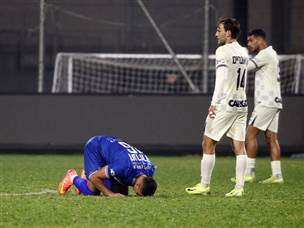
[
  {"xmin": 141, "ymin": 176, "xmax": 157, "ymax": 196},
  {"xmin": 217, "ymin": 17, "xmax": 240, "ymax": 39},
  {"xmin": 248, "ymin": 29, "xmax": 266, "ymax": 39}
]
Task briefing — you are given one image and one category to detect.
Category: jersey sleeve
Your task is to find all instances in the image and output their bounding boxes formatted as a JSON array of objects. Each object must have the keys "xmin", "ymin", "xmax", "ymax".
[
  {"xmin": 215, "ymin": 47, "xmax": 228, "ymax": 69},
  {"xmin": 247, "ymin": 59, "xmax": 257, "ymax": 71},
  {"xmin": 211, "ymin": 65, "xmax": 228, "ymax": 105},
  {"xmin": 250, "ymin": 50, "xmax": 269, "ymax": 69},
  {"xmin": 211, "ymin": 47, "xmax": 228, "ymax": 105},
  {"xmin": 106, "ymin": 163, "xmax": 127, "ymax": 179}
]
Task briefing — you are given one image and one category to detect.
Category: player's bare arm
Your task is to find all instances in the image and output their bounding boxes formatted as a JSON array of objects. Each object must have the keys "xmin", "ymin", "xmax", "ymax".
[{"xmin": 89, "ymin": 166, "xmax": 124, "ymax": 197}]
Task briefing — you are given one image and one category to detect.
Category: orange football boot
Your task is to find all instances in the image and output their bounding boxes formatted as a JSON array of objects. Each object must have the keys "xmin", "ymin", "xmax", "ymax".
[{"xmin": 58, "ymin": 169, "xmax": 77, "ymax": 195}]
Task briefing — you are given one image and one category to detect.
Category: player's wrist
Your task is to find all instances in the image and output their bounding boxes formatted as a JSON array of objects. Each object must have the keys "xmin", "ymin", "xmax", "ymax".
[
  {"xmin": 106, "ymin": 191, "xmax": 118, "ymax": 197},
  {"xmin": 210, "ymin": 102, "xmax": 217, "ymax": 108}
]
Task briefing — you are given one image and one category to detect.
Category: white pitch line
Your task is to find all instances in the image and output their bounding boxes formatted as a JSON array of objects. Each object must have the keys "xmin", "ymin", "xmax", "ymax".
[{"xmin": 0, "ymin": 189, "xmax": 57, "ymax": 196}]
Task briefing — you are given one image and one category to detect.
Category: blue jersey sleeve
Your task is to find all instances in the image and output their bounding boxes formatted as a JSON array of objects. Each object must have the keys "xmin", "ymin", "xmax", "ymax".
[{"xmin": 107, "ymin": 163, "xmax": 128, "ymax": 180}]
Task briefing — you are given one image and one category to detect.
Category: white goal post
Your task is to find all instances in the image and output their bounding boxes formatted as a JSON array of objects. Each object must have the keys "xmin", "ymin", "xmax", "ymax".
[{"xmin": 52, "ymin": 53, "xmax": 304, "ymax": 94}]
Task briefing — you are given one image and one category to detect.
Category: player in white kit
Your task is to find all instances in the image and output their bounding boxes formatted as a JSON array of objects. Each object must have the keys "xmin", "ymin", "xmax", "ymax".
[
  {"xmin": 185, "ymin": 18, "xmax": 248, "ymax": 197},
  {"xmin": 242, "ymin": 29, "xmax": 283, "ymax": 184}
]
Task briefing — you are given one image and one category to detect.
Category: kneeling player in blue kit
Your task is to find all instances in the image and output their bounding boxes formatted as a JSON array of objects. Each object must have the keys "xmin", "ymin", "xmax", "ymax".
[{"xmin": 58, "ymin": 136, "xmax": 157, "ymax": 197}]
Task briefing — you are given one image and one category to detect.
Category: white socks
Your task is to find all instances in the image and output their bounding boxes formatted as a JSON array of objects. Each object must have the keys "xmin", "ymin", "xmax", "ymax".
[
  {"xmin": 246, "ymin": 159, "xmax": 282, "ymax": 177},
  {"xmin": 70, "ymin": 174, "xmax": 77, "ymax": 183},
  {"xmin": 245, "ymin": 157, "xmax": 256, "ymax": 175},
  {"xmin": 235, "ymin": 155, "xmax": 247, "ymax": 189},
  {"xmin": 200, "ymin": 154, "xmax": 215, "ymax": 186},
  {"xmin": 271, "ymin": 160, "xmax": 282, "ymax": 177},
  {"xmin": 246, "ymin": 158, "xmax": 282, "ymax": 177}
]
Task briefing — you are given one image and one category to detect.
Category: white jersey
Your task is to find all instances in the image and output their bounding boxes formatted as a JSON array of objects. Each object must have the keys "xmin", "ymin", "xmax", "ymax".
[
  {"xmin": 212, "ymin": 41, "xmax": 249, "ymax": 112},
  {"xmin": 248, "ymin": 46, "xmax": 282, "ymax": 109}
]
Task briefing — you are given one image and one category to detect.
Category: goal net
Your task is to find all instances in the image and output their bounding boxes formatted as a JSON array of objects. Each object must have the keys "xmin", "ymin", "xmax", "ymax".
[{"xmin": 52, "ymin": 53, "xmax": 303, "ymax": 94}]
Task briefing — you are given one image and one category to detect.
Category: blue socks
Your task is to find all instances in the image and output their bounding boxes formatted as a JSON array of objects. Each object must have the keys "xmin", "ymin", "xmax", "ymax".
[{"xmin": 73, "ymin": 176, "xmax": 97, "ymax": 195}]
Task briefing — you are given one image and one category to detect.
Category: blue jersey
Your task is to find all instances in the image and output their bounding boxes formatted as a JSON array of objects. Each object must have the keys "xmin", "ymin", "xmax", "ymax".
[{"xmin": 84, "ymin": 136, "xmax": 155, "ymax": 186}]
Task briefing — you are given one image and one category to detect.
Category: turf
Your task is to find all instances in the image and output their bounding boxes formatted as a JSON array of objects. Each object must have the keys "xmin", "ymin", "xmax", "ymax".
[{"xmin": 1, "ymin": 154, "xmax": 303, "ymax": 227}]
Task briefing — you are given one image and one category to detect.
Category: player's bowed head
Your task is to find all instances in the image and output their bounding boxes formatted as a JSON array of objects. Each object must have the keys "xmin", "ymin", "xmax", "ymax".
[{"xmin": 133, "ymin": 175, "xmax": 157, "ymax": 196}]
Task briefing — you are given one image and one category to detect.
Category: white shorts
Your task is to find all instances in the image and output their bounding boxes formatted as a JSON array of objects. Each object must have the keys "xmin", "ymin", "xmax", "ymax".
[
  {"xmin": 204, "ymin": 111, "xmax": 247, "ymax": 142},
  {"xmin": 248, "ymin": 105, "xmax": 280, "ymax": 133}
]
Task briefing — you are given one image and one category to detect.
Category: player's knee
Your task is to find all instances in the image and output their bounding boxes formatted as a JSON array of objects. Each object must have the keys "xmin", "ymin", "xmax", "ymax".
[
  {"xmin": 202, "ymin": 137, "xmax": 215, "ymax": 153},
  {"xmin": 141, "ymin": 176, "xmax": 157, "ymax": 196},
  {"xmin": 265, "ymin": 131, "xmax": 277, "ymax": 144},
  {"xmin": 246, "ymin": 132, "xmax": 255, "ymax": 141},
  {"xmin": 247, "ymin": 127, "xmax": 259, "ymax": 140}
]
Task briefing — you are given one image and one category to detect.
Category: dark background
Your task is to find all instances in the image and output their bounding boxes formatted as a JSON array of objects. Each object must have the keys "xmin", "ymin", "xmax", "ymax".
[
  {"xmin": 0, "ymin": 0, "xmax": 303, "ymax": 93},
  {"xmin": 0, "ymin": 95, "xmax": 303, "ymax": 154}
]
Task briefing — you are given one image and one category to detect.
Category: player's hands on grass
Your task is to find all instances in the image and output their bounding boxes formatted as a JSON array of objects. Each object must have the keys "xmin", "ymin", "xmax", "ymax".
[
  {"xmin": 109, "ymin": 193, "xmax": 125, "ymax": 197},
  {"xmin": 208, "ymin": 105, "xmax": 216, "ymax": 119}
]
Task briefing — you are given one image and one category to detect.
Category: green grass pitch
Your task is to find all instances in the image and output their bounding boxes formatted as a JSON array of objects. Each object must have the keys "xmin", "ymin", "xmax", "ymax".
[{"xmin": 1, "ymin": 154, "xmax": 304, "ymax": 227}]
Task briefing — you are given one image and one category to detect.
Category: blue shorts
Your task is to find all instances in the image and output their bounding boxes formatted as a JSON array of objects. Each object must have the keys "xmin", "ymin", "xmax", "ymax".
[{"xmin": 83, "ymin": 138, "xmax": 111, "ymax": 189}]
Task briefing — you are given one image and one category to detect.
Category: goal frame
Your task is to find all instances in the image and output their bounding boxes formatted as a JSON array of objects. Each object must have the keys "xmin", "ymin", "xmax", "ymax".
[{"xmin": 52, "ymin": 53, "xmax": 303, "ymax": 94}]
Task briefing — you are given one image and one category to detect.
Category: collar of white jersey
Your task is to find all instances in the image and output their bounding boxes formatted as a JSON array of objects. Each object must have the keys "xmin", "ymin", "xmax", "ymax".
[
  {"xmin": 263, "ymin": 46, "xmax": 273, "ymax": 52},
  {"xmin": 226, "ymin": 40, "xmax": 239, "ymax": 46}
]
